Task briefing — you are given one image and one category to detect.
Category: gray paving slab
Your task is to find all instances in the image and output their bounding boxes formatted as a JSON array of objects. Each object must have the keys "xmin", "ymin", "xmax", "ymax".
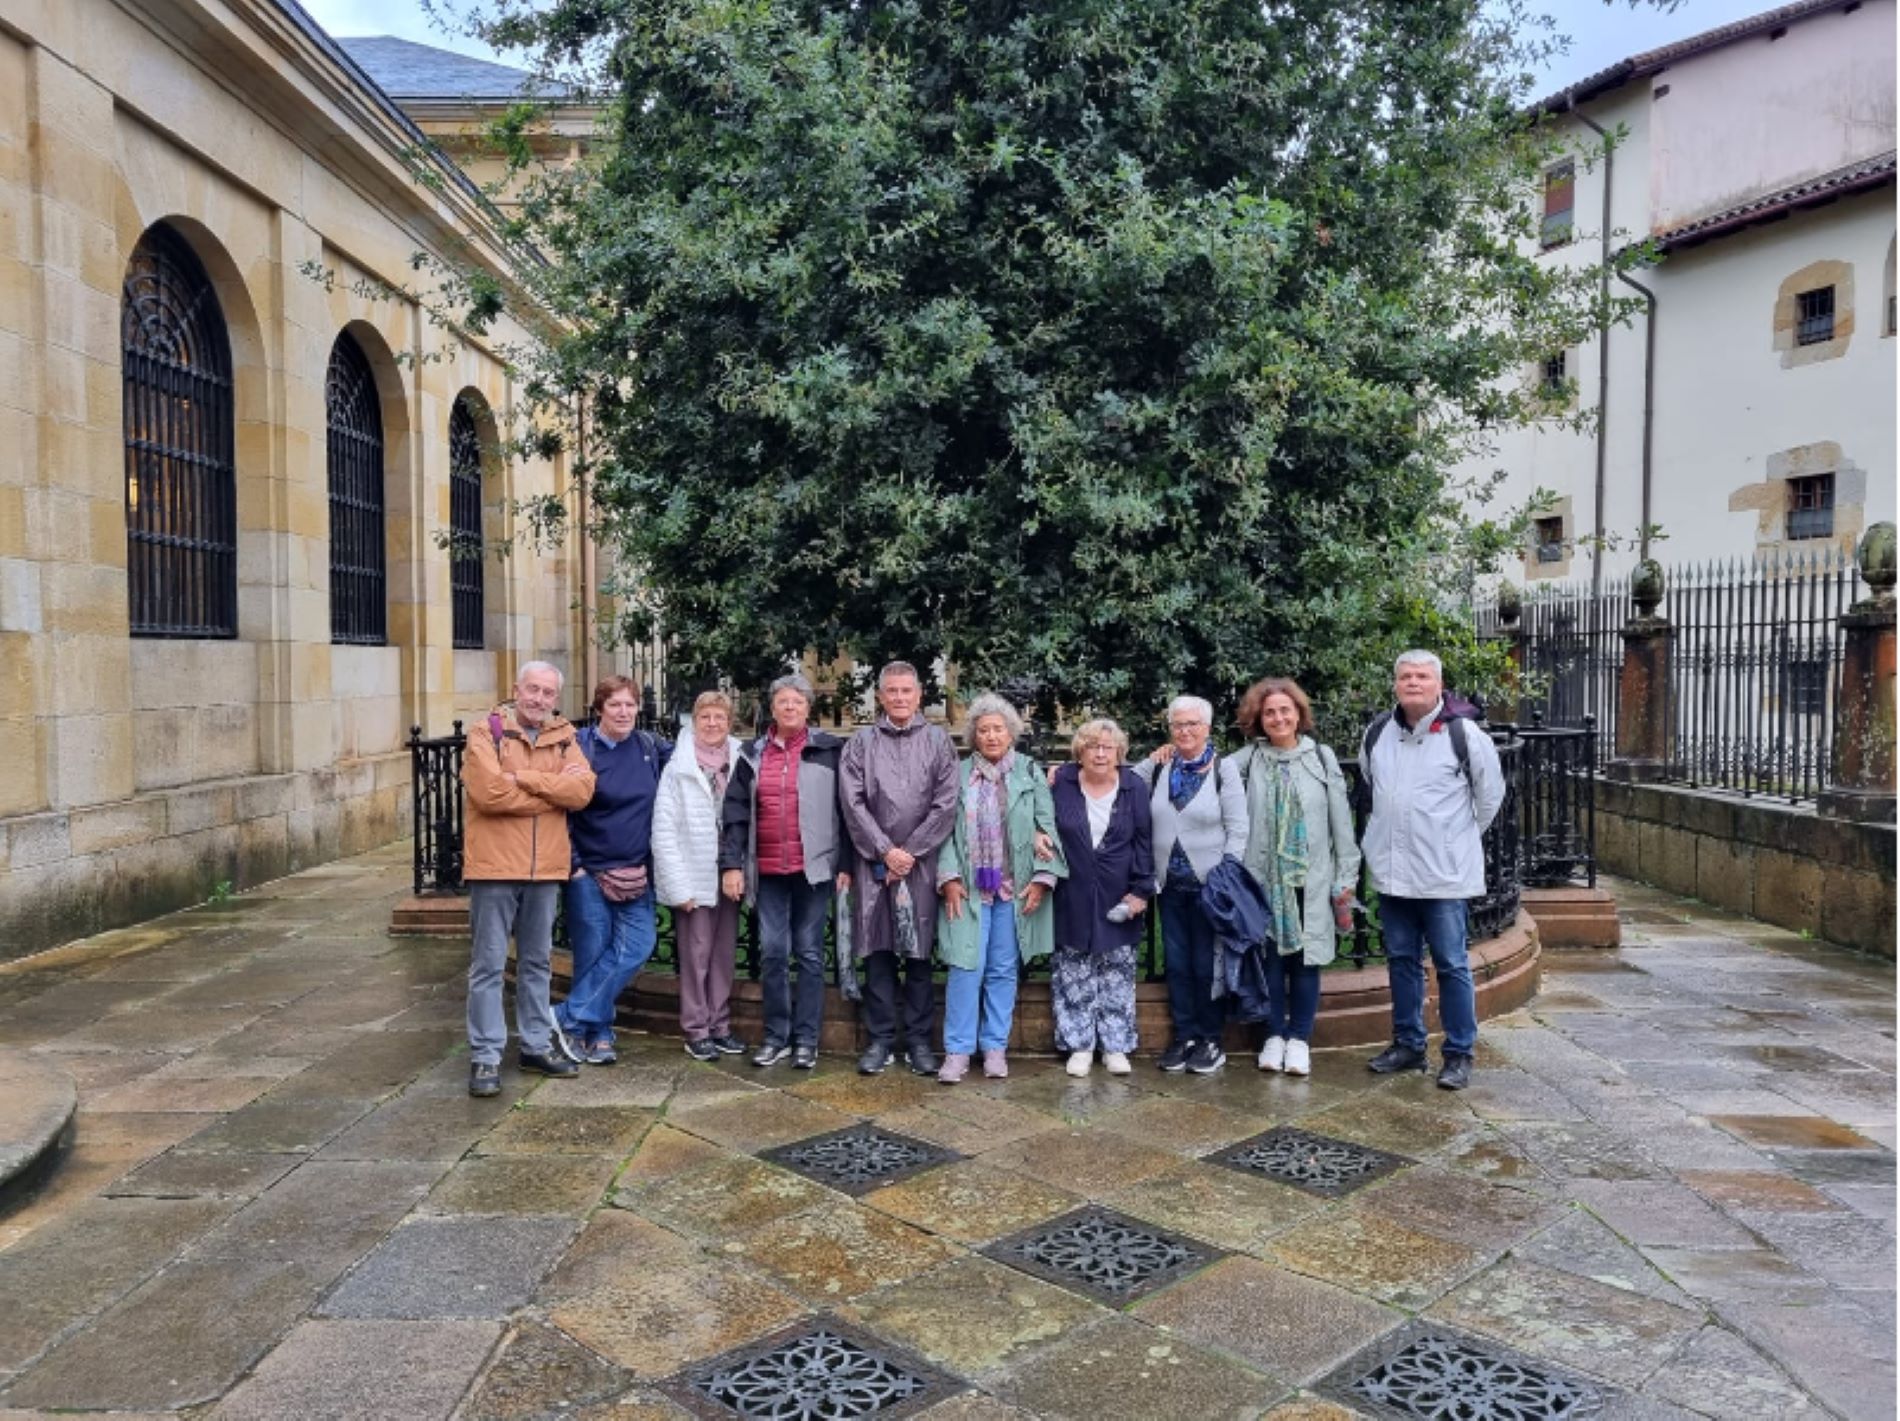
[
  {"xmin": 1723, "ymin": 1297, "xmax": 1899, "ymax": 1421},
  {"xmin": 1640, "ymin": 1324, "xmax": 1820, "ymax": 1419},
  {"xmin": 318, "ymin": 1215, "xmax": 578, "ymax": 1319},
  {"xmin": 207, "ymin": 1319, "xmax": 499, "ymax": 1420}
]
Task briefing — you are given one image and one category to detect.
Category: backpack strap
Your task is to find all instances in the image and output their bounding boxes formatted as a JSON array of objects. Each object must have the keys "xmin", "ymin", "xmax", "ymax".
[
  {"xmin": 1359, "ymin": 712, "xmax": 1393, "ymax": 795},
  {"xmin": 1446, "ymin": 715, "xmax": 1472, "ymax": 783}
]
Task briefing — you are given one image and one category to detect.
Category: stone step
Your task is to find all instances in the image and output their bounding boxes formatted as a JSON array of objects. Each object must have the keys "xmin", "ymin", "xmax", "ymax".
[
  {"xmin": 0, "ymin": 1049, "xmax": 77, "ymax": 1208},
  {"xmin": 388, "ymin": 896, "xmax": 472, "ymax": 938}
]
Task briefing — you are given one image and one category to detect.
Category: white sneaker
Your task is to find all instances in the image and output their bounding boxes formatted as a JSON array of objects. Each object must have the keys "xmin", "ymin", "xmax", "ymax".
[
  {"xmin": 1103, "ymin": 1052, "xmax": 1132, "ymax": 1075},
  {"xmin": 1257, "ymin": 1035, "xmax": 1286, "ymax": 1072},
  {"xmin": 1283, "ymin": 1039, "xmax": 1311, "ymax": 1077},
  {"xmin": 1065, "ymin": 1050, "xmax": 1092, "ymax": 1077}
]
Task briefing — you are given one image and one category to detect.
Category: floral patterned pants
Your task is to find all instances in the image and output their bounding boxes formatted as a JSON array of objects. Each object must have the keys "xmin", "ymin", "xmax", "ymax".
[{"xmin": 1050, "ymin": 944, "xmax": 1138, "ymax": 1054}]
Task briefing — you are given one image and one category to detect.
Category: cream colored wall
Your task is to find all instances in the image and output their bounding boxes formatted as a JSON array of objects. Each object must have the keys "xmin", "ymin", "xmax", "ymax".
[
  {"xmin": 1458, "ymin": 21, "xmax": 1897, "ymax": 584},
  {"xmin": 0, "ymin": 0, "xmax": 591, "ymax": 957},
  {"xmin": 1650, "ymin": 1, "xmax": 1896, "ymax": 234}
]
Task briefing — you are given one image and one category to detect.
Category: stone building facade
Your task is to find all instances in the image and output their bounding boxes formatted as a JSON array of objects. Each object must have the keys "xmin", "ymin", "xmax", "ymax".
[
  {"xmin": 0, "ymin": 0, "xmax": 614, "ymax": 958},
  {"xmin": 1461, "ymin": 0, "xmax": 1896, "ymax": 582}
]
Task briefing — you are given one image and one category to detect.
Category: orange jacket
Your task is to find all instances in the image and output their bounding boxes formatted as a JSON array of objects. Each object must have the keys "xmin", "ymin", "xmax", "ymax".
[{"xmin": 461, "ymin": 703, "xmax": 597, "ymax": 882}]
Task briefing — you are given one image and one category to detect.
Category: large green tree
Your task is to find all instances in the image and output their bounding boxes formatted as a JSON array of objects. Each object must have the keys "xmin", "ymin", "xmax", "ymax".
[{"xmin": 471, "ymin": 0, "xmax": 1632, "ymax": 728}]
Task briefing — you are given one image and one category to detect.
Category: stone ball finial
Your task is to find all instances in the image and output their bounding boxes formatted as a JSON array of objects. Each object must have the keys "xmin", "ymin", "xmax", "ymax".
[
  {"xmin": 1858, "ymin": 521, "xmax": 1896, "ymax": 594},
  {"xmin": 1496, "ymin": 581, "xmax": 1522, "ymax": 627},
  {"xmin": 1631, "ymin": 558, "xmax": 1665, "ymax": 615}
]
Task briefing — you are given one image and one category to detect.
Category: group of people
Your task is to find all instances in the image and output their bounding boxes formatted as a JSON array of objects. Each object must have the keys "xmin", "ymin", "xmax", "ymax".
[{"xmin": 458, "ymin": 651, "xmax": 1504, "ymax": 1099}]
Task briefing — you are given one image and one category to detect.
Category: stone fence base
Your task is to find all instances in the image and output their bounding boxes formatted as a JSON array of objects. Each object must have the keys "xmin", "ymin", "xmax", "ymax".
[
  {"xmin": 1594, "ymin": 780, "xmax": 1895, "ymax": 958},
  {"xmin": 527, "ymin": 911, "xmax": 1541, "ymax": 1053}
]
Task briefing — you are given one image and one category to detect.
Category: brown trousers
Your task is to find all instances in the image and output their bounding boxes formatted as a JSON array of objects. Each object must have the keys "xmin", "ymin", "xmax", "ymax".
[{"xmin": 676, "ymin": 897, "xmax": 739, "ymax": 1040}]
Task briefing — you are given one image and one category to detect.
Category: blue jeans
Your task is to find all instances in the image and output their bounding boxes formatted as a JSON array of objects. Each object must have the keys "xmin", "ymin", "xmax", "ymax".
[
  {"xmin": 1265, "ymin": 953, "xmax": 1321, "ymax": 1043},
  {"xmin": 756, "ymin": 873, "xmax": 828, "ymax": 1049},
  {"xmin": 1159, "ymin": 885, "xmax": 1224, "ymax": 1045},
  {"xmin": 1380, "ymin": 895, "xmax": 1477, "ymax": 1057},
  {"xmin": 943, "ymin": 899, "xmax": 1020, "ymax": 1054},
  {"xmin": 557, "ymin": 873, "xmax": 657, "ymax": 1045}
]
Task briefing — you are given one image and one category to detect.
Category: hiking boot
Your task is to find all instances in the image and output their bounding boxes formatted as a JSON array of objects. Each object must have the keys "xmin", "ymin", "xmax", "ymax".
[
  {"xmin": 518, "ymin": 1048, "xmax": 578, "ymax": 1078},
  {"xmin": 1437, "ymin": 1054, "xmax": 1473, "ymax": 1091},
  {"xmin": 469, "ymin": 1062, "xmax": 501, "ymax": 1097}
]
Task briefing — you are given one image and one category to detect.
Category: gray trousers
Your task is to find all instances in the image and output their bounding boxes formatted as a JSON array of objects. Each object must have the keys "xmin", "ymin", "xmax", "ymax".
[{"xmin": 468, "ymin": 881, "xmax": 560, "ymax": 1066}]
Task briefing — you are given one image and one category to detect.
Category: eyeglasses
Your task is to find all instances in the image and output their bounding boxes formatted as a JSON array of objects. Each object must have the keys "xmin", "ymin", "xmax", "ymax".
[{"xmin": 1167, "ymin": 720, "xmax": 1206, "ymax": 731}]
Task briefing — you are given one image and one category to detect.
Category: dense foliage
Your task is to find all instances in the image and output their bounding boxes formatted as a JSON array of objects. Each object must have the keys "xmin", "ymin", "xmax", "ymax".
[{"xmin": 463, "ymin": 0, "xmax": 1639, "ymax": 730}]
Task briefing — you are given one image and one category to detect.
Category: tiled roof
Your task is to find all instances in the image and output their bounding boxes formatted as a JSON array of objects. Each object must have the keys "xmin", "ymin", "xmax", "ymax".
[
  {"xmin": 1649, "ymin": 150, "xmax": 1897, "ymax": 251},
  {"xmin": 1535, "ymin": 0, "xmax": 1856, "ymax": 112},
  {"xmin": 335, "ymin": 35, "xmax": 569, "ymax": 101}
]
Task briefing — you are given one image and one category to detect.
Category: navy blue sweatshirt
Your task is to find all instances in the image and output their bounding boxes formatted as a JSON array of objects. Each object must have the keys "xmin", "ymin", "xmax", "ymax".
[{"xmin": 569, "ymin": 726, "xmax": 673, "ymax": 872}]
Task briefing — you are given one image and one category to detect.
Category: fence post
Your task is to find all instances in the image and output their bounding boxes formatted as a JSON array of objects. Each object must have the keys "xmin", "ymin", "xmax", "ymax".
[
  {"xmin": 1489, "ymin": 581, "xmax": 1525, "ymax": 724},
  {"xmin": 1819, "ymin": 523, "xmax": 1896, "ymax": 824},
  {"xmin": 1607, "ymin": 558, "xmax": 1675, "ymax": 783}
]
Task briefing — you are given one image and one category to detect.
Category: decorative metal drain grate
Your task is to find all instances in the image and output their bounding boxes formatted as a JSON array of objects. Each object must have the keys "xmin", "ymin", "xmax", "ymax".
[
  {"xmin": 982, "ymin": 1206, "xmax": 1224, "ymax": 1304},
  {"xmin": 668, "ymin": 1319, "xmax": 956, "ymax": 1421},
  {"xmin": 1206, "ymin": 1126, "xmax": 1412, "ymax": 1198},
  {"xmin": 1320, "ymin": 1327, "xmax": 1607, "ymax": 1421},
  {"xmin": 758, "ymin": 1125, "xmax": 960, "ymax": 1197}
]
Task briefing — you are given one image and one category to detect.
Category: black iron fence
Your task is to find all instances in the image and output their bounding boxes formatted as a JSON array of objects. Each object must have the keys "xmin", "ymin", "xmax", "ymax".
[
  {"xmin": 1479, "ymin": 549, "xmax": 1865, "ymax": 804},
  {"xmin": 409, "ymin": 722, "xmax": 1559, "ymax": 976}
]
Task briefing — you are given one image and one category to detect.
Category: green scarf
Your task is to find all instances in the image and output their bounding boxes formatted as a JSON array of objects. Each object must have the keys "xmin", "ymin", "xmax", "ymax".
[{"xmin": 1250, "ymin": 741, "xmax": 1311, "ymax": 957}]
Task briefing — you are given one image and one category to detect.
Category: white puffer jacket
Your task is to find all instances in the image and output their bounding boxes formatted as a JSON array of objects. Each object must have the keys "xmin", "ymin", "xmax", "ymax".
[{"xmin": 653, "ymin": 735, "xmax": 742, "ymax": 908}]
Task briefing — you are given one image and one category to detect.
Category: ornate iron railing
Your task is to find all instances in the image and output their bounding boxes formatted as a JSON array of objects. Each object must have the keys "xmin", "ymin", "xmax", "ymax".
[
  {"xmin": 409, "ymin": 722, "xmax": 466, "ymax": 897},
  {"xmin": 1510, "ymin": 714, "xmax": 1596, "ymax": 889}
]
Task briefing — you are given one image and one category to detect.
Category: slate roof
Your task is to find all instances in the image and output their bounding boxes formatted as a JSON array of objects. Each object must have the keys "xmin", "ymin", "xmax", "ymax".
[
  {"xmin": 1650, "ymin": 149, "xmax": 1897, "ymax": 252},
  {"xmin": 335, "ymin": 35, "xmax": 571, "ymax": 102},
  {"xmin": 1535, "ymin": 0, "xmax": 1857, "ymax": 112}
]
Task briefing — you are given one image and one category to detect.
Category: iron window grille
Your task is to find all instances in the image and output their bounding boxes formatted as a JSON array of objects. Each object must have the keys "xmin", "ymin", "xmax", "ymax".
[
  {"xmin": 1795, "ymin": 286, "xmax": 1835, "ymax": 346},
  {"xmin": 1534, "ymin": 516, "xmax": 1565, "ymax": 564},
  {"xmin": 1786, "ymin": 656, "xmax": 1829, "ymax": 717},
  {"xmin": 326, "ymin": 333, "xmax": 387, "ymax": 645},
  {"xmin": 121, "ymin": 223, "xmax": 237, "ymax": 638},
  {"xmin": 1787, "ymin": 473, "xmax": 1835, "ymax": 541},
  {"xmin": 1540, "ymin": 162, "xmax": 1575, "ymax": 249},
  {"xmin": 449, "ymin": 397, "xmax": 485, "ymax": 650},
  {"xmin": 1539, "ymin": 351, "xmax": 1567, "ymax": 399}
]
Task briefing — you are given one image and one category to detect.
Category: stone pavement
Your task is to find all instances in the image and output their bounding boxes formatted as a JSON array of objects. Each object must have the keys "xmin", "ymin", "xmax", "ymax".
[{"xmin": 0, "ymin": 844, "xmax": 1891, "ymax": 1420}]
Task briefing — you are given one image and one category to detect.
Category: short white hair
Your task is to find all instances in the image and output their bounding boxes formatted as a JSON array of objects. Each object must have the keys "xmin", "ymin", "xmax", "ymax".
[
  {"xmin": 1166, "ymin": 695, "xmax": 1213, "ymax": 727},
  {"xmin": 768, "ymin": 672, "xmax": 814, "ymax": 708},
  {"xmin": 1394, "ymin": 650, "xmax": 1444, "ymax": 679},
  {"xmin": 878, "ymin": 660, "xmax": 921, "ymax": 688},
  {"xmin": 963, "ymin": 693, "xmax": 1023, "ymax": 742},
  {"xmin": 517, "ymin": 660, "xmax": 564, "ymax": 687}
]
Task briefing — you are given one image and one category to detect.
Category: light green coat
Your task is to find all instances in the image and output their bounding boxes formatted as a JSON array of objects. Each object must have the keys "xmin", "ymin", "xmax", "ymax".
[
  {"xmin": 1229, "ymin": 736, "xmax": 1361, "ymax": 967},
  {"xmin": 934, "ymin": 754, "xmax": 1069, "ymax": 970}
]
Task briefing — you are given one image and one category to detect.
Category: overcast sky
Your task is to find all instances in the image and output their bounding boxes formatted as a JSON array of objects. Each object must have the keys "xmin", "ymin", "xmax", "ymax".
[{"xmin": 296, "ymin": 0, "xmax": 1788, "ymax": 94}]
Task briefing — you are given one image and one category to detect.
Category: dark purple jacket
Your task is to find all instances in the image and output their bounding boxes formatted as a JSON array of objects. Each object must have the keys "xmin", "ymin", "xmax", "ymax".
[{"xmin": 1050, "ymin": 764, "xmax": 1154, "ymax": 955}]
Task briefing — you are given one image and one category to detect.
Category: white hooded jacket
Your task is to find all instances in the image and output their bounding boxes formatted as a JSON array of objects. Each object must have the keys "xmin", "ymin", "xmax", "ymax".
[
  {"xmin": 653, "ymin": 734, "xmax": 743, "ymax": 907},
  {"xmin": 1361, "ymin": 703, "xmax": 1505, "ymax": 900}
]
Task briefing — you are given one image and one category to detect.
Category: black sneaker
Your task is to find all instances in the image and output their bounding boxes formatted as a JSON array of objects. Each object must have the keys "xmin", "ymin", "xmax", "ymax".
[
  {"xmin": 1186, "ymin": 1041, "xmax": 1227, "ymax": 1074},
  {"xmin": 1437, "ymin": 1054, "xmax": 1473, "ymax": 1091},
  {"xmin": 548, "ymin": 1019, "xmax": 584, "ymax": 1065},
  {"xmin": 1157, "ymin": 1039, "xmax": 1196, "ymax": 1073},
  {"xmin": 584, "ymin": 1039, "xmax": 618, "ymax": 1066},
  {"xmin": 684, "ymin": 1038, "xmax": 719, "ymax": 1063},
  {"xmin": 906, "ymin": 1045, "xmax": 941, "ymax": 1077},
  {"xmin": 1367, "ymin": 1043, "xmax": 1430, "ymax": 1074},
  {"xmin": 753, "ymin": 1041, "xmax": 793, "ymax": 1067},
  {"xmin": 858, "ymin": 1041, "xmax": 893, "ymax": 1075},
  {"xmin": 469, "ymin": 1062, "xmax": 501, "ymax": 1097},
  {"xmin": 518, "ymin": 1048, "xmax": 579, "ymax": 1078},
  {"xmin": 792, "ymin": 1045, "xmax": 819, "ymax": 1070},
  {"xmin": 709, "ymin": 1034, "xmax": 747, "ymax": 1055}
]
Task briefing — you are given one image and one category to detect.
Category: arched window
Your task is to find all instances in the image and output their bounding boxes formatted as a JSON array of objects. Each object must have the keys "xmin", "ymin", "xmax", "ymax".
[
  {"xmin": 121, "ymin": 223, "xmax": 236, "ymax": 637},
  {"xmin": 449, "ymin": 395, "xmax": 485, "ymax": 649},
  {"xmin": 326, "ymin": 332, "xmax": 386, "ymax": 645}
]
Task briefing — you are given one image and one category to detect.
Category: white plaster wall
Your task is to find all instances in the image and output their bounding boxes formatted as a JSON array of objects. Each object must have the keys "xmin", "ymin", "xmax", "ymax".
[
  {"xmin": 1640, "ymin": 188, "xmax": 1896, "ymax": 563},
  {"xmin": 1651, "ymin": 1, "xmax": 1897, "ymax": 233}
]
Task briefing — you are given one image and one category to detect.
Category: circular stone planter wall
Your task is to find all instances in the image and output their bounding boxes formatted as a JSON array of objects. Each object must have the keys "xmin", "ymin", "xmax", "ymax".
[{"xmin": 539, "ymin": 911, "xmax": 1541, "ymax": 1053}]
